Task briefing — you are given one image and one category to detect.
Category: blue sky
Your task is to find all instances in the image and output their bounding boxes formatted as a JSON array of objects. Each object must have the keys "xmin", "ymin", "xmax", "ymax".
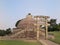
[{"xmin": 0, "ymin": 0, "xmax": 60, "ymax": 29}]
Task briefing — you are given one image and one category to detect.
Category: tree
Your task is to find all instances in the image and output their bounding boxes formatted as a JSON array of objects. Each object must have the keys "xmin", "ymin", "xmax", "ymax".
[
  {"xmin": 48, "ymin": 19, "xmax": 58, "ymax": 31},
  {"xmin": 0, "ymin": 28, "xmax": 12, "ymax": 36},
  {"xmin": 0, "ymin": 30, "xmax": 6, "ymax": 36},
  {"xmin": 57, "ymin": 23, "xmax": 60, "ymax": 31},
  {"xmin": 6, "ymin": 28, "xmax": 12, "ymax": 35},
  {"xmin": 50, "ymin": 19, "xmax": 57, "ymax": 26}
]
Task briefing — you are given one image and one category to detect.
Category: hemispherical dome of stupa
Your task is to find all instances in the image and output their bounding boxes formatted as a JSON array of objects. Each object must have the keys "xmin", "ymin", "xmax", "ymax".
[{"xmin": 17, "ymin": 13, "xmax": 36, "ymax": 30}]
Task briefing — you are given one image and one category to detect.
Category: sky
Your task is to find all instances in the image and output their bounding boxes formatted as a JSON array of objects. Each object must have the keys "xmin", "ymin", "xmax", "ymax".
[{"xmin": 0, "ymin": 0, "xmax": 60, "ymax": 29}]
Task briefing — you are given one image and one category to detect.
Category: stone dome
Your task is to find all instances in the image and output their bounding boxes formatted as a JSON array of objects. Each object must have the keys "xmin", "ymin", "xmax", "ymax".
[{"xmin": 17, "ymin": 15, "xmax": 36, "ymax": 30}]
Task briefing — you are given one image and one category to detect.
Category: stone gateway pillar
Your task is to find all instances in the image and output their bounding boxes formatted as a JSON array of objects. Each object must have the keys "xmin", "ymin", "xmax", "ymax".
[
  {"xmin": 34, "ymin": 17, "xmax": 40, "ymax": 40},
  {"xmin": 45, "ymin": 16, "xmax": 50, "ymax": 40}
]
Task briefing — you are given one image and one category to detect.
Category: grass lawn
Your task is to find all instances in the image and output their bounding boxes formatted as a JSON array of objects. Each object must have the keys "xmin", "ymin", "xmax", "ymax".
[
  {"xmin": 49, "ymin": 31, "xmax": 60, "ymax": 44},
  {"xmin": 0, "ymin": 40, "xmax": 41, "ymax": 45}
]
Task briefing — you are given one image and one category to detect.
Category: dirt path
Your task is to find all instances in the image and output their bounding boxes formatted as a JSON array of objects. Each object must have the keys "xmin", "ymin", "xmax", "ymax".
[{"xmin": 39, "ymin": 39, "xmax": 59, "ymax": 45}]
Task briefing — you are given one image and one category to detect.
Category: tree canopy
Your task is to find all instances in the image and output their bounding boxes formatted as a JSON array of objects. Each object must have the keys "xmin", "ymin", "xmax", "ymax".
[
  {"xmin": 48, "ymin": 19, "xmax": 60, "ymax": 31},
  {"xmin": 0, "ymin": 28, "xmax": 12, "ymax": 36}
]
